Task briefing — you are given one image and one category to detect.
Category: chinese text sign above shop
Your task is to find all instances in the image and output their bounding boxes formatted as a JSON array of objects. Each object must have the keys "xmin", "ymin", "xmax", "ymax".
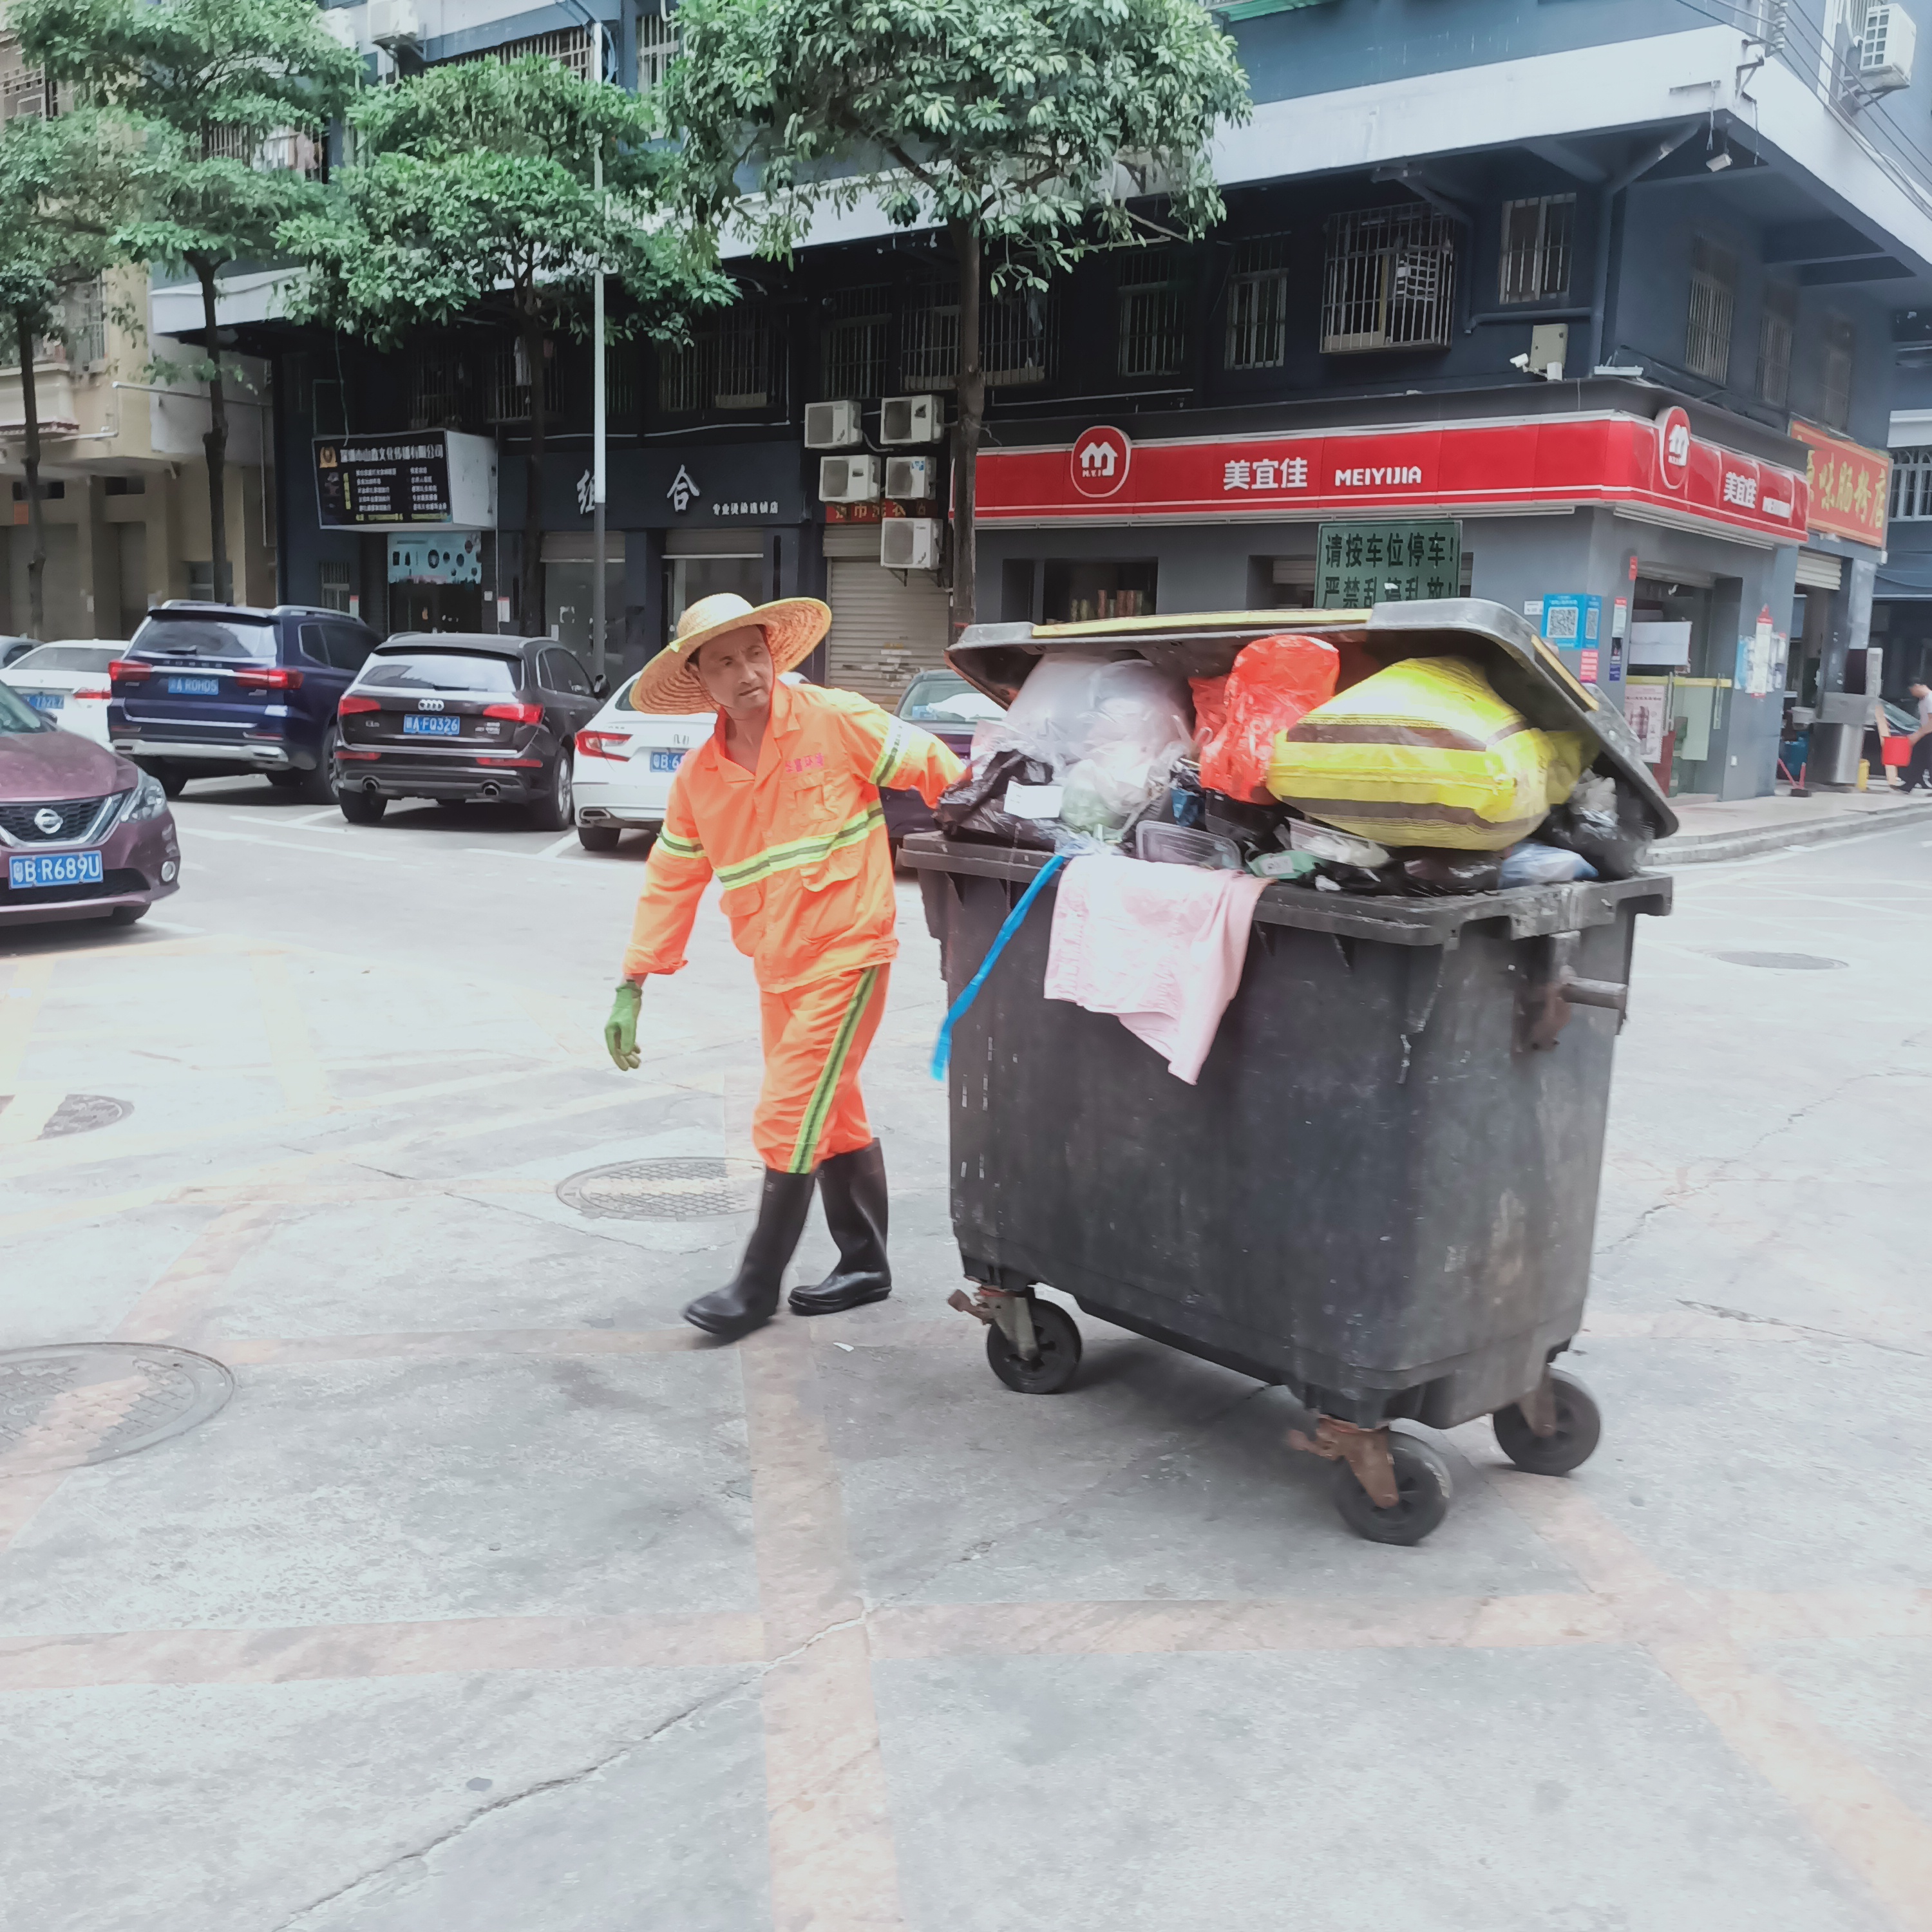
[
  {"xmin": 1788, "ymin": 421, "xmax": 1889, "ymax": 549},
  {"xmin": 1315, "ymin": 520, "xmax": 1461, "ymax": 605},
  {"xmin": 975, "ymin": 415, "xmax": 1808, "ymax": 545},
  {"xmin": 315, "ymin": 430, "xmax": 497, "ymax": 532}
]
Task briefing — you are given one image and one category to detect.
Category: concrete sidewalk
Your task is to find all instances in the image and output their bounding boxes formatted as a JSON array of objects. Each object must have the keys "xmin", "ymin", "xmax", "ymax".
[{"xmin": 1653, "ymin": 784, "xmax": 1932, "ymax": 864}]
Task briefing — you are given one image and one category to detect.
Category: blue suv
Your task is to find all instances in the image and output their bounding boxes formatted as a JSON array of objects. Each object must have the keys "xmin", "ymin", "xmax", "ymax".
[{"xmin": 108, "ymin": 602, "xmax": 380, "ymax": 800}]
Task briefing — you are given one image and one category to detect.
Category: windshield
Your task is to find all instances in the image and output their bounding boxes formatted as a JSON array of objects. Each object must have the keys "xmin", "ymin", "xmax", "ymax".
[
  {"xmin": 900, "ymin": 671, "xmax": 1004, "ymax": 726},
  {"xmin": 0, "ymin": 681, "xmax": 51, "ymax": 734},
  {"xmin": 131, "ymin": 615, "xmax": 277, "ymax": 661},
  {"xmin": 356, "ymin": 652, "xmax": 520, "ymax": 694},
  {"xmin": 12, "ymin": 644, "xmax": 119, "ymax": 674}
]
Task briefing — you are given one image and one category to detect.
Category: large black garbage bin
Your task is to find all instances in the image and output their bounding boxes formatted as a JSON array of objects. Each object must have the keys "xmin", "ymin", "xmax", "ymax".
[{"xmin": 905, "ymin": 598, "xmax": 1676, "ymax": 1546}]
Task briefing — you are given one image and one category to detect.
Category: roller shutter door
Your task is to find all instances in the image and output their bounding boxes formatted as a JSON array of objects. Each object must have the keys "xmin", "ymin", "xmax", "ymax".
[
  {"xmin": 824, "ymin": 554, "xmax": 951, "ymax": 706},
  {"xmin": 1795, "ymin": 549, "xmax": 1844, "ymax": 591}
]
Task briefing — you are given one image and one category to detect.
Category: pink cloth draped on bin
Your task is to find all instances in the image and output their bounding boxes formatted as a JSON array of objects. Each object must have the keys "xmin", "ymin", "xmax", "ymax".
[{"xmin": 1043, "ymin": 855, "xmax": 1268, "ymax": 1084}]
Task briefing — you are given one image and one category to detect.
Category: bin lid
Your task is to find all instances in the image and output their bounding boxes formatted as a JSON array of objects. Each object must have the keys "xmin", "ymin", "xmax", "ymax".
[{"xmin": 947, "ymin": 597, "xmax": 1678, "ymax": 839}]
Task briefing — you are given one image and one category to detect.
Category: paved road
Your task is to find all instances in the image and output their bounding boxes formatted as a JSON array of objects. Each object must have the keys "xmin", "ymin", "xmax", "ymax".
[{"xmin": 3, "ymin": 779, "xmax": 1929, "ymax": 1932}]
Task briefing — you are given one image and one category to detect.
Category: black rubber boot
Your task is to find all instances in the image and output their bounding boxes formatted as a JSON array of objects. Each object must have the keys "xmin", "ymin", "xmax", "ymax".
[
  {"xmin": 683, "ymin": 1170, "xmax": 816, "ymax": 1341},
  {"xmin": 789, "ymin": 1140, "xmax": 892, "ymax": 1315}
]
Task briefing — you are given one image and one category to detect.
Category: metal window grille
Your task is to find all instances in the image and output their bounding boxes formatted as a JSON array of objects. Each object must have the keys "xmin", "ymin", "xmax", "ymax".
[
  {"xmin": 1499, "ymin": 195, "xmax": 1575, "ymax": 304},
  {"xmin": 66, "ymin": 277, "xmax": 104, "ymax": 367},
  {"xmin": 655, "ymin": 303, "xmax": 775, "ymax": 412},
  {"xmin": 1117, "ymin": 249, "xmax": 1187, "ymax": 378},
  {"xmin": 1889, "ymin": 446, "xmax": 1932, "ymax": 520},
  {"xmin": 1756, "ymin": 284, "xmax": 1796, "ymax": 409},
  {"xmin": 1321, "ymin": 205, "xmax": 1455, "ymax": 353},
  {"xmin": 489, "ymin": 340, "xmax": 564, "ymax": 422},
  {"xmin": 482, "ymin": 26, "xmax": 592, "ymax": 77},
  {"xmin": 821, "ymin": 284, "xmax": 891, "ymax": 399},
  {"xmin": 410, "ymin": 343, "xmax": 480, "ymax": 428},
  {"xmin": 605, "ymin": 343, "xmax": 637, "ymax": 417},
  {"xmin": 202, "ymin": 124, "xmax": 253, "ymax": 162},
  {"xmin": 637, "ymin": 10, "xmax": 679, "ymax": 91},
  {"xmin": 900, "ymin": 281, "xmax": 1054, "ymax": 389},
  {"xmin": 1820, "ymin": 314, "xmax": 1855, "ymax": 430},
  {"xmin": 1685, "ymin": 237, "xmax": 1738, "ymax": 384},
  {"xmin": 317, "ymin": 561, "xmax": 353, "ymax": 613},
  {"xmin": 1224, "ymin": 236, "xmax": 1289, "ymax": 370}
]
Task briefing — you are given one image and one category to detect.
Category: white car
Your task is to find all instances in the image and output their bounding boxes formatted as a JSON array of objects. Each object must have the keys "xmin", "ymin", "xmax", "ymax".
[
  {"xmin": 571, "ymin": 670, "xmax": 803, "ymax": 852},
  {"xmin": 0, "ymin": 641, "xmax": 121, "ymax": 746}
]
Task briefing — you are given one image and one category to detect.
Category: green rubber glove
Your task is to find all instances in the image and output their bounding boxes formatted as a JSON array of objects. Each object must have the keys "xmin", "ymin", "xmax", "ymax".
[{"xmin": 605, "ymin": 981, "xmax": 641, "ymax": 1071}]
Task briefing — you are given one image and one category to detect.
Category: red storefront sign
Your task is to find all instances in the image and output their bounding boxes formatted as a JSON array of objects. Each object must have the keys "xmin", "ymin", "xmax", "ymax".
[
  {"xmin": 974, "ymin": 413, "xmax": 1810, "ymax": 544},
  {"xmin": 1788, "ymin": 420, "xmax": 1889, "ymax": 549}
]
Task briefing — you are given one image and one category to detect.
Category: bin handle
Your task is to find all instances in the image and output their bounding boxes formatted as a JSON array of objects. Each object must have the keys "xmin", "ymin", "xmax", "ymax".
[
  {"xmin": 1522, "ymin": 931, "xmax": 1629, "ymax": 1050},
  {"xmin": 930, "ymin": 852, "xmax": 1071, "ymax": 1081}
]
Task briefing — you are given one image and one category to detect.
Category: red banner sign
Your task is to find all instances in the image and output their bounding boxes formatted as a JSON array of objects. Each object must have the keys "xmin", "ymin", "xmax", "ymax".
[
  {"xmin": 1788, "ymin": 420, "xmax": 1889, "ymax": 549},
  {"xmin": 974, "ymin": 412, "xmax": 1810, "ymax": 545}
]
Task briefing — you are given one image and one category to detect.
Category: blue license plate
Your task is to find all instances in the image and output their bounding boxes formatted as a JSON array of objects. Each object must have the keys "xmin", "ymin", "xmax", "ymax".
[
  {"xmin": 167, "ymin": 676, "xmax": 220, "ymax": 696},
  {"xmin": 403, "ymin": 714, "xmax": 462, "ymax": 737},
  {"xmin": 26, "ymin": 692, "xmax": 62, "ymax": 711},
  {"xmin": 650, "ymin": 750, "xmax": 685, "ymax": 773},
  {"xmin": 9, "ymin": 849, "xmax": 104, "ymax": 890}
]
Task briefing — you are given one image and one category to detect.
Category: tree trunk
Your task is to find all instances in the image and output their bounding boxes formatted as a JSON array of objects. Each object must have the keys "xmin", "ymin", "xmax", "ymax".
[
  {"xmin": 949, "ymin": 219, "xmax": 983, "ymax": 641},
  {"xmin": 15, "ymin": 313, "xmax": 46, "ymax": 639},
  {"xmin": 198, "ymin": 265, "xmax": 231, "ymax": 602},
  {"xmin": 520, "ymin": 311, "xmax": 547, "ymax": 637}
]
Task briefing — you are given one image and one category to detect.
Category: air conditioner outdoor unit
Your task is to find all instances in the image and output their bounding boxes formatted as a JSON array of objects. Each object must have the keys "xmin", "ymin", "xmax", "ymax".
[
  {"xmin": 880, "ymin": 395, "xmax": 941, "ymax": 445},
  {"xmin": 819, "ymin": 455, "xmax": 880, "ymax": 504},
  {"xmin": 884, "ymin": 455, "xmax": 934, "ymax": 500},
  {"xmin": 317, "ymin": 7, "xmax": 359, "ymax": 50},
  {"xmin": 881, "ymin": 518, "xmax": 941, "ymax": 571},
  {"xmin": 1856, "ymin": 3, "xmax": 1916, "ymax": 94},
  {"xmin": 804, "ymin": 400, "xmax": 864, "ymax": 450},
  {"xmin": 366, "ymin": 0, "xmax": 422, "ymax": 50}
]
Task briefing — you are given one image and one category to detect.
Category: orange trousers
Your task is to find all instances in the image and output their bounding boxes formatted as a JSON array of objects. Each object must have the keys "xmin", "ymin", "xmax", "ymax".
[{"xmin": 753, "ymin": 963, "xmax": 889, "ymax": 1173}]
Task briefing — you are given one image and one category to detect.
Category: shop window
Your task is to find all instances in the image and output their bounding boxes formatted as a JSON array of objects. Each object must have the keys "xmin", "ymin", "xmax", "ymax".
[
  {"xmin": 488, "ymin": 338, "xmax": 563, "ymax": 424},
  {"xmin": 820, "ymin": 283, "xmax": 891, "ymax": 400},
  {"xmin": 1225, "ymin": 236, "xmax": 1289, "ymax": 371},
  {"xmin": 1498, "ymin": 195, "xmax": 1574, "ymax": 305},
  {"xmin": 1117, "ymin": 249, "xmax": 1188, "ymax": 378},
  {"xmin": 1819, "ymin": 313, "xmax": 1855, "ymax": 431},
  {"xmin": 1684, "ymin": 237, "xmax": 1737, "ymax": 384},
  {"xmin": 1321, "ymin": 204, "xmax": 1454, "ymax": 354},
  {"xmin": 1041, "ymin": 560, "xmax": 1156, "ymax": 624},
  {"xmin": 900, "ymin": 280, "xmax": 1054, "ymax": 390},
  {"xmin": 317, "ymin": 560, "xmax": 354, "ymax": 613},
  {"xmin": 1889, "ymin": 446, "xmax": 1932, "ymax": 520},
  {"xmin": 1756, "ymin": 283, "xmax": 1796, "ymax": 409},
  {"xmin": 663, "ymin": 553, "xmax": 763, "ymax": 643},
  {"xmin": 656, "ymin": 301, "xmax": 775, "ymax": 413}
]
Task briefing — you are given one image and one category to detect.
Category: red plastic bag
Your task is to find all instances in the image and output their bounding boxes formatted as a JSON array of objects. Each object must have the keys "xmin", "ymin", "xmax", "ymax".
[
  {"xmin": 1197, "ymin": 634, "xmax": 1341, "ymax": 804},
  {"xmin": 1188, "ymin": 674, "xmax": 1229, "ymax": 746},
  {"xmin": 1883, "ymin": 735, "xmax": 1912, "ymax": 768}
]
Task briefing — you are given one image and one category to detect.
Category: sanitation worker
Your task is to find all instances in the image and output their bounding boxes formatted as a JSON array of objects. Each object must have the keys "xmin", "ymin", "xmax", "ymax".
[{"xmin": 602, "ymin": 591, "xmax": 963, "ymax": 1341}]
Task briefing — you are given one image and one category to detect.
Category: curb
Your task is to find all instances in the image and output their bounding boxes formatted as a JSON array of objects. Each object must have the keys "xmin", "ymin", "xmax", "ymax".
[{"xmin": 1653, "ymin": 797, "xmax": 1932, "ymax": 866}]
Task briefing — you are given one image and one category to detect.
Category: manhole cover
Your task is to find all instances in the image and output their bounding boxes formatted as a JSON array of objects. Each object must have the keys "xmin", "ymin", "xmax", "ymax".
[
  {"xmin": 0, "ymin": 1094, "xmax": 132, "ymax": 1139},
  {"xmin": 557, "ymin": 1156, "xmax": 764, "ymax": 1220},
  {"xmin": 1709, "ymin": 952, "xmax": 1847, "ymax": 971},
  {"xmin": 0, "ymin": 1345, "xmax": 234, "ymax": 1475}
]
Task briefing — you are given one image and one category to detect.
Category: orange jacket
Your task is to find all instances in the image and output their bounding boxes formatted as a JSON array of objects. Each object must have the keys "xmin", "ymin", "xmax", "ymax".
[{"xmin": 621, "ymin": 680, "xmax": 963, "ymax": 993}]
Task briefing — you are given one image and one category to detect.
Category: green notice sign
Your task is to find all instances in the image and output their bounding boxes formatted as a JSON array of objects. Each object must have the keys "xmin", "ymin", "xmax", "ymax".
[{"xmin": 1316, "ymin": 520, "xmax": 1462, "ymax": 609}]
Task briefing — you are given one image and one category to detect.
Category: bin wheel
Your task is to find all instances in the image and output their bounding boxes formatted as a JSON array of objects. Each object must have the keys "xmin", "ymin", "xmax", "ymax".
[
  {"xmin": 985, "ymin": 1300, "xmax": 1081, "ymax": 1394},
  {"xmin": 1332, "ymin": 1434, "xmax": 1452, "ymax": 1546},
  {"xmin": 1493, "ymin": 1368, "xmax": 1601, "ymax": 1477}
]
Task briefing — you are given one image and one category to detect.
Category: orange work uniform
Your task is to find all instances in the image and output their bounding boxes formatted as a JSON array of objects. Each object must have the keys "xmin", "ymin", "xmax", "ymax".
[{"xmin": 621, "ymin": 679, "xmax": 961, "ymax": 1172}]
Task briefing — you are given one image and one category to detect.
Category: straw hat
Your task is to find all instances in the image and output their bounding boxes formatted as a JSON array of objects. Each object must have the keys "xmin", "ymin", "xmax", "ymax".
[{"xmin": 625, "ymin": 591, "xmax": 832, "ymax": 715}]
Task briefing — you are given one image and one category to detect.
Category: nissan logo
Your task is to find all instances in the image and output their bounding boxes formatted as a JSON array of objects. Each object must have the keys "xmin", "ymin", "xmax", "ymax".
[
  {"xmin": 33, "ymin": 808, "xmax": 62, "ymax": 835},
  {"xmin": 417, "ymin": 697, "xmax": 445, "ymax": 712}
]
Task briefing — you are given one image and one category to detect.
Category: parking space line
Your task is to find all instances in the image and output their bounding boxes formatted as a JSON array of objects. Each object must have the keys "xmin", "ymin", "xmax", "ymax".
[
  {"xmin": 535, "ymin": 831, "xmax": 582, "ymax": 860},
  {"xmin": 0, "ymin": 955, "xmax": 52, "ymax": 1090},
  {"xmin": 185, "ymin": 827, "xmax": 404, "ymax": 864},
  {"xmin": 0, "ymin": 1081, "xmax": 65, "ymax": 1148}
]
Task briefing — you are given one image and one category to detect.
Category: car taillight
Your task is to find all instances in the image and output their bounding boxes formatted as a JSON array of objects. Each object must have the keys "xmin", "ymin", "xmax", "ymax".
[
  {"xmin": 484, "ymin": 701, "xmax": 544, "ymax": 724},
  {"xmin": 339, "ymin": 694, "xmax": 381, "ymax": 715},
  {"xmin": 72, "ymin": 685, "xmax": 111, "ymax": 701},
  {"xmin": 108, "ymin": 659, "xmax": 150, "ymax": 682},
  {"xmin": 575, "ymin": 729, "xmax": 630, "ymax": 760},
  {"xmin": 234, "ymin": 666, "xmax": 303, "ymax": 690}
]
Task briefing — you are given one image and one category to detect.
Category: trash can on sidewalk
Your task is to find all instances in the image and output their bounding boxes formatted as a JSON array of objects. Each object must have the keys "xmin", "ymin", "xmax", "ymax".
[{"xmin": 904, "ymin": 600, "xmax": 1676, "ymax": 1545}]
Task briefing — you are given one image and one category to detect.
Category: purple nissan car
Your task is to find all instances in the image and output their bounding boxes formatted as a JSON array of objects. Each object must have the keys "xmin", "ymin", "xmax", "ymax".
[{"xmin": 0, "ymin": 677, "xmax": 180, "ymax": 929}]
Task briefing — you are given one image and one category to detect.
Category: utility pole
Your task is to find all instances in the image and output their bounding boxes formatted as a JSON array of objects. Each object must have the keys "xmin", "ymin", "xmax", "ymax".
[{"xmin": 591, "ymin": 16, "xmax": 607, "ymax": 685}]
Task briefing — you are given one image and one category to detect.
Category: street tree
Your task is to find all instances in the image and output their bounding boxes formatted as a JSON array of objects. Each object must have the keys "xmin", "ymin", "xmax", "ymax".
[
  {"xmin": 665, "ymin": 0, "xmax": 1250, "ymax": 632},
  {"xmin": 279, "ymin": 55, "xmax": 732, "ymax": 634},
  {"xmin": 0, "ymin": 111, "xmax": 135, "ymax": 636},
  {"xmin": 17, "ymin": 0, "xmax": 363, "ymax": 605}
]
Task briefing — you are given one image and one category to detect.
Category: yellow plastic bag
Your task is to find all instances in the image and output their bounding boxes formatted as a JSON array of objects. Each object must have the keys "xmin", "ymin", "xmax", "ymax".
[{"xmin": 1265, "ymin": 656, "xmax": 1586, "ymax": 851}]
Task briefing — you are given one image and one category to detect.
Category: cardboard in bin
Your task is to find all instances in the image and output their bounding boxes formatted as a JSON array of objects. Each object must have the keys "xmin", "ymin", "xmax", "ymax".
[{"xmin": 947, "ymin": 598, "xmax": 1678, "ymax": 840}]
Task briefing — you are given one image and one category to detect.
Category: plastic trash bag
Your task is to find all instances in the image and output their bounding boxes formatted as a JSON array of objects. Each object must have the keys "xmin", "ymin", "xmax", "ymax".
[
  {"xmin": 975, "ymin": 652, "xmax": 1193, "ymax": 780},
  {"xmin": 1397, "ymin": 851, "xmax": 1503, "ymax": 896},
  {"xmin": 1197, "ymin": 634, "xmax": 1341, "ymax": 805},
  {"xmin": 1059, "ymin": 739, "xmax": 1184, "ymax": 841},
  {"xmin": 1266, "ymin": 655, "xmax": 1588, "ymax": 851},
  {"xmin": 1538, "ymin": 771, "xmax": 1652, "ymax": 880},
  {"xmin": 1497, "ymin": 841, "xmax": 1600, "ymax": 887},
  {"xmin": 934, "ymin": 750, "xmax": 1061, "ymax": 853},
  {"xmin": 1287, "ymin": 820, "xmax": 1390, "ymax": 867}
]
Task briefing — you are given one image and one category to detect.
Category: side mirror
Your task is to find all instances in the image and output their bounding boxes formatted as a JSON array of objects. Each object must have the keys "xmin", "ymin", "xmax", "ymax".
[{"xmin": 592, "ymin": 676, "xmax": 610, "ymax": 699}]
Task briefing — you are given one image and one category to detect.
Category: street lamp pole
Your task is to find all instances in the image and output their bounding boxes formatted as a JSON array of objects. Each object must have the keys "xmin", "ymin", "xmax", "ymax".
[{"xmin": 591, "ymin": 17, "xmax": 607, "ymax": 685}]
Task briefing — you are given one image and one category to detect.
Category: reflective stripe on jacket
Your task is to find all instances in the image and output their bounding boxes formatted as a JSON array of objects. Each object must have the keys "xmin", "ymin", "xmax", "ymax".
[{"xmin": 620, "ymin": 680, "xmax": 962, "ymax": 992}]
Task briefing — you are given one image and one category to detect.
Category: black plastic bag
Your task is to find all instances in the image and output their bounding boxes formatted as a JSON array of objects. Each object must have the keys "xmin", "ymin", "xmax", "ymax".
[
  {"xmin": 1396, "ymin": 851, "xmax": 1503, "ymax": 896},
  {"xmin": 934, "ymin": 751, "xmax": 1059, "ymax": 853},
  {"xmin": 1539, "ymin": 773, "xmax": 1651, "ymax": 880}
]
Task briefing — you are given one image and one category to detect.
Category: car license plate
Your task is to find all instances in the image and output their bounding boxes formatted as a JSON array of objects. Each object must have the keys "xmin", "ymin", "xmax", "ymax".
[
  {"xmin": 403, "ymin": 714, "xmax": 462, "ymax": 737},
  {"xmin": 26, "ymin": 692, "xmax": 63, "ymax": 711},
  {"xmin": 167, "ymin": 676, "xmax": 220, "ymax": 696},
  {"xmin": 9, "ymin": 849, "xmax": 103, "ymax": 889},
  {"xmin": 650, "ymin": 750, "xmax": 685, "ymax": 773}
]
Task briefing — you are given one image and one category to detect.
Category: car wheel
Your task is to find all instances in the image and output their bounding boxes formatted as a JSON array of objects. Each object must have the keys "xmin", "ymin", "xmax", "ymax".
[
  {"xmin": 339, "ymin": 788, "xmax": 387, "ymax": 825},
  {"xmin": 266, "ymin": 770, "xmax": 303, "ymax": 790},
  {"xmin": 302, "ymin": 728, "xmax": 341, "ymax": 806},
  {"xmin": 577, "ymin": 822, "xmax": 621, "ymax": 853},
  {"xmin": 142, "ymin": 761, "xmax": 186, "ymax": 799},
  {"xmin": 531, "ymin": 755, "xmax": 574, "ymax": 831}
]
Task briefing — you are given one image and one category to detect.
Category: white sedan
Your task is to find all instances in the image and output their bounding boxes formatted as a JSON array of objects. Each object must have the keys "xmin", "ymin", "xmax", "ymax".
[{"xmin": 0, "ymin": 641, "xmax": 121, "ymax": 746}]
